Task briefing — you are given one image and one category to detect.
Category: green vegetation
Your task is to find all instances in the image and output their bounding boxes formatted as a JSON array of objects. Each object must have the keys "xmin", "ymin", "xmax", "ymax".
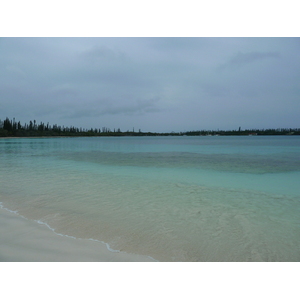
[{"xmin": 1, "ymin": 117, "xmax": 299, "ymax": 137}]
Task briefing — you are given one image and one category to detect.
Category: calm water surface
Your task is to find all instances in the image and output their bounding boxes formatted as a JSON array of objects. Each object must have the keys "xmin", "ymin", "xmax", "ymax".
[{"xmin": 1, "ymin": 136, "xmax": 299, "ymax": 261}]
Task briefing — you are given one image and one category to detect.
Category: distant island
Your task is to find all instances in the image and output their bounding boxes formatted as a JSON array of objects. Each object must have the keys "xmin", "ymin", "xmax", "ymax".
[{"xmin": 1, "ymin": 117, "xmax": 299, "ymax": 137}]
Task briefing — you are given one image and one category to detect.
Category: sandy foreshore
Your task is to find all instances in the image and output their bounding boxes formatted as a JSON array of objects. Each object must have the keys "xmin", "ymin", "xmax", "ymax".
[{"xmin": 0, "ymin": 207, "xmax": 155, "ymax": 262}]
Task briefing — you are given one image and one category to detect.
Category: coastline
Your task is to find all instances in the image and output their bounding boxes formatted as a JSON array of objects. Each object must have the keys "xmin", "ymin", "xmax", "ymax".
[{"xmin": 0, "ymin": 207, "xmax": 155, "ymax": 262}]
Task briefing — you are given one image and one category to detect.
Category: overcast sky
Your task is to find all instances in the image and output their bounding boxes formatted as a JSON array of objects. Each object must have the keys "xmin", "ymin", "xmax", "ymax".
[{"xmin": 1, "ymin": 37, "xmax": 299, "ymax": 132}]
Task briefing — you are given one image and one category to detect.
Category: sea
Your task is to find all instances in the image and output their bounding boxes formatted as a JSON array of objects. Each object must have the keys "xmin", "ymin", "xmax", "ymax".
[{"xmin": 0, "ymin": 135, "xmax": 299, "ymax": 261}]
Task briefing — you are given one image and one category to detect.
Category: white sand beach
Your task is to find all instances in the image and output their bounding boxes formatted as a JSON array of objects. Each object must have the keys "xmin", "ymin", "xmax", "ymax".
[{"xmin": 0, "ymin": 208, "xmax": 155, "ymax": 262}]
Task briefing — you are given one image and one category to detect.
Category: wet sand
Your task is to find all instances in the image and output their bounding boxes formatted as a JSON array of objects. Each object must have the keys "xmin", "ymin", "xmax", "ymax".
[{"xmin": 0, "ymin": 208, "xmax": 155, "ymax": 262}]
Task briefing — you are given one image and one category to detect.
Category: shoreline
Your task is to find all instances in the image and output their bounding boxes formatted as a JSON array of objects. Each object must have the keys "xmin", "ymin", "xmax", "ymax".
[{"xmin": 0, "ymin": 206, "xmax": 156, "ymax": 262}]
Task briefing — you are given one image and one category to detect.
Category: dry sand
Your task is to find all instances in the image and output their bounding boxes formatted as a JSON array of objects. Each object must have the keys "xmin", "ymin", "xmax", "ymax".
[{"xmin": 0, "ymin": 207, "xmax": 155, "ymax": 262}]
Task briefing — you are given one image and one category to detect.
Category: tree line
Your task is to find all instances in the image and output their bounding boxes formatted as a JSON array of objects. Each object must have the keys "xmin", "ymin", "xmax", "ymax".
[
  {"xmin": 0, "ymin": 117, "xmax": 299, "ymax": 137},
  {"xmin": 0, "ymin": 117, "xmax": 146, "ymax": 137}
]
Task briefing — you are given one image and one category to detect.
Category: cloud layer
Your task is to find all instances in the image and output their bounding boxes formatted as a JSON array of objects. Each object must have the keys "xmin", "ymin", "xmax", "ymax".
[{"xmin": 1, "ymin": 37, "xmax": 299, "ymax": 132}]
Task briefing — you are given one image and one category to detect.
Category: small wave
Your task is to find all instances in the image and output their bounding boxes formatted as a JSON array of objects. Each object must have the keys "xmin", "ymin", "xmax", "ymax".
[
  {"xmin": 0, "ymin": 202, "xmax": 19, "ymax": 214},
  {"xmin": 35, "ymin": 219, "xmax": 76, "ymax": 239},
  {"xmin": 0, "ymin": 202, "xmax": 157, "ymax": 261},
  {"xmin": 35, "ymin": 221, "xmax": 158, "ymax": 260},
  {"xmin": 88, "ymin": 238, "xmax": 120, "ymax": 253}
]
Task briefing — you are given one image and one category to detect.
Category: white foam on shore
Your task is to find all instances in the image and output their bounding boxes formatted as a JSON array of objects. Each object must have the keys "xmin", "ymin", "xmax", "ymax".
[
  {"xmin": 0, "ymin": 202, "xmax": 157, "ymax": 262},
  {"xmin": 36, "ymin": 219, "xmax": 77, "ymax": 239},
  {"xmin": 35, "ymin": 217, "xmax": 158, "ymax": 260},
  {"xmin": 0, "ymin": 202, "xmax": 18, "ymax": 214}
]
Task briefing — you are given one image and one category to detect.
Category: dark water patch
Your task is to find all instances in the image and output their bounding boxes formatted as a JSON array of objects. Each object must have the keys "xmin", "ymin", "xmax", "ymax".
[{"xmin": 58, "ymin": 151, "xmax": 300, "ymax": 174}]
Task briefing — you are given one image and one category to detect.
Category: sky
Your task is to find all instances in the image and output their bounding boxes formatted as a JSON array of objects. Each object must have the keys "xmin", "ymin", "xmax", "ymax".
[{"xmin": 1, "ymin": 37, "xmax": 299, "ymax": 132}]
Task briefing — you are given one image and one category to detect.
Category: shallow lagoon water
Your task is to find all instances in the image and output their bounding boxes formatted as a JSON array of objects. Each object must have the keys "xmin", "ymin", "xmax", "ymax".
[{"xmin": 1, "ymin": 136, "xmax": 300, "ymax": 261}]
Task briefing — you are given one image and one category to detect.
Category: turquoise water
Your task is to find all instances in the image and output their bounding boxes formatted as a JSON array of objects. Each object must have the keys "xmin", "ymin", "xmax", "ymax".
[{"xmin": 1, "ymin": 136, "xmax": 300, "ymax": 261}]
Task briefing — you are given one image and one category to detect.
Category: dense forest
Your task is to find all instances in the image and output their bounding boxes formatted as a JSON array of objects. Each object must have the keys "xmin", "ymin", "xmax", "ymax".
[{"xmin": 1, "ymin": 117, "xmax": 299, "ymax": 137}]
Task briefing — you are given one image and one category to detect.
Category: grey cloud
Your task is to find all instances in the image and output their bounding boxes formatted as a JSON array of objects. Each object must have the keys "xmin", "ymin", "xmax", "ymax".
[
  {"xmin": 201, "ymin": 84, "xmax": 231, "ymax": 98},
  {"xmin": 102, "ymin": 98, "xmax": 160, "ymax": 115},
  {"xmin": 68, "ymin": 97, "xmax": 160, "ymax": 119},
  {"xmin": 220, "ymin": 51, "xmax": 281, "ymax": 69},
  {"xmin": 5, "ymin": 65, "xmax": 27, "ymax": 78},
  {"xmin": 80, "ymin": 45, "xmax": 127, "ymax": 62},
  {"xmin": 231, "ymin": 51, "xmax": 280, "ymax": 64},
  {"xmin": 49, "ymin": 83, "xmax": 79, "ymax": 97},
  {"xmin": 1, "ymin": 38, "xmax": 299, "ymax": 132},
  {"xmin": 148, "ymin": 37, "xmax": 209, "ymax": 52}
]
